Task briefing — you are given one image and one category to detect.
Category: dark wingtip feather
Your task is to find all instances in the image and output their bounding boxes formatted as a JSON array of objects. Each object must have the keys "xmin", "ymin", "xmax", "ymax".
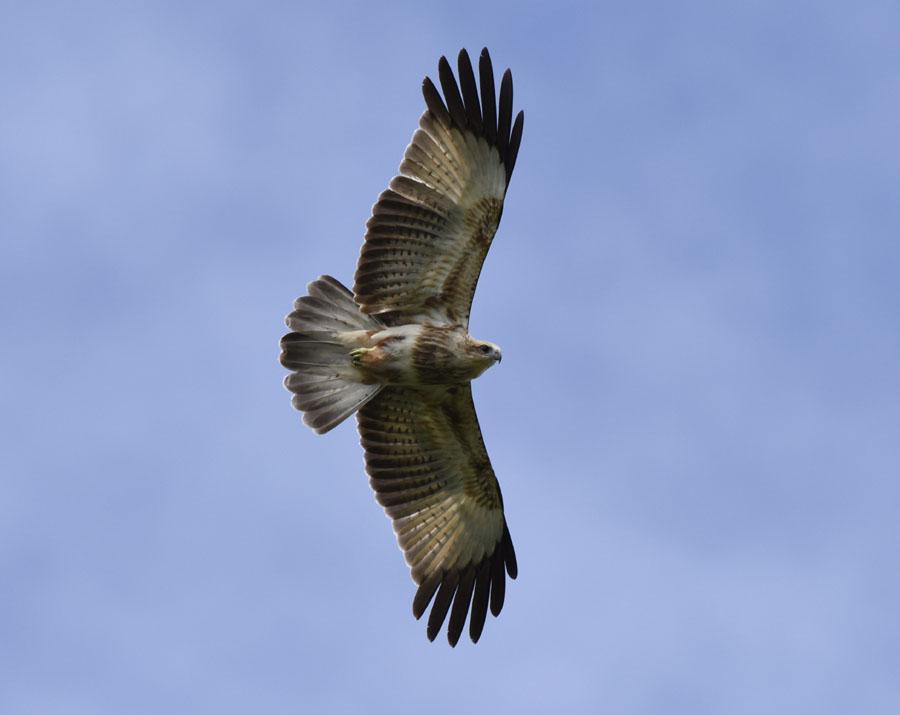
[
  {"xmin": 497, "ymin": 68, "xmax": 513, "ymax": 162},
  {"xmin": 457, "ymin": 49, "xmax": 482, "ymax": 133},
  {"xmin": 426, "ymin": 573, "xmax": 458, "ymax": 641},
  {"xmin": 478, "ymin": 48, "xmax": 497, "ymax": 144},
  {"xmin": 446, "ymin": 566, "xmax": 476, "ymax": 647},
  {"xmin": 506, "ymin": 110, "xmax": 524, "ymax": 183},
  {"xmin": 413, "ymin": 573, "xmax": 441, "ymax": 620},
  {"xmin": 438, "ymin": 55, "xmax": 467, "ymax": 129},
  {"xmin": 422, "ymin": 76, "xmax": 451, "ymax": 127},
  {"xmin": 489, "ymin": 551, "xmax": 506, "ymax": 617},
  {"xmin": 468, "ymin": 560, "xmax": 491, "ymax": 643},
  {"xmin": 502, "ymin": 523, "xmax": 518, "ymax": 579}
]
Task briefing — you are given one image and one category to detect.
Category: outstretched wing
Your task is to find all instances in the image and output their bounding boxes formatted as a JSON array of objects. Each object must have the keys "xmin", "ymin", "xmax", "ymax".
[
  {"xmin": 354, "ymin": 48, "xmax": 524, "ymax": 328},
  {"xmin": 357, "ymin": 384, "xmax": 517, "ymax": 645}
]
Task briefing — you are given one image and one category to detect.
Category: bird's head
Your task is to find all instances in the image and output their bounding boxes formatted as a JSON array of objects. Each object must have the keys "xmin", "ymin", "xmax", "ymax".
[{"xmin": 466, "ymin": 337, "xmax": 502, "ymax": 375}]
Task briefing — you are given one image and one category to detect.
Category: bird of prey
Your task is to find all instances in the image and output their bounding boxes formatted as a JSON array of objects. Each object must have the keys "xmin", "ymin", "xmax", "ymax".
[{"xmin": 280, "ymin": 48, "xmax": 523, "ymax": 645}]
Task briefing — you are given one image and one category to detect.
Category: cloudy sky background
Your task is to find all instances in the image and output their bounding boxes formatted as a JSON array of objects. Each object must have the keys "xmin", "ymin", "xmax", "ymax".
[{"xmin": 3, "ymin": 1, "xmax": 899, "ymax": 712}]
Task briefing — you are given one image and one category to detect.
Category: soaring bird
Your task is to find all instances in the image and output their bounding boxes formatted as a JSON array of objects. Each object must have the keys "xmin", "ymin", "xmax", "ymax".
[{"xmin": 280, "ymin": 48, "xmax": 523, "ymax": 645}]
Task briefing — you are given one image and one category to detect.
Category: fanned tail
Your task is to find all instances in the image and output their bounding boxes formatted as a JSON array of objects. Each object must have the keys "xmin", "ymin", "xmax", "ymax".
[{"xmin": 280, "ymin": 275, "xmax": 384, "ymax": 434}]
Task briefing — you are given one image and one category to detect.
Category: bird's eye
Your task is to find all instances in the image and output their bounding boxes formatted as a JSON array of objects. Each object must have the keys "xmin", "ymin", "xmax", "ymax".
[{"xmin": 479, "ymin": 345, "xmax": 492, "ymax": 354}]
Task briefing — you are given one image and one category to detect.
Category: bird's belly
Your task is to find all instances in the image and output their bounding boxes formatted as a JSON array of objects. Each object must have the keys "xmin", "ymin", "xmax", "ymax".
[{"xmin": 354, "ymin": 324, "xmax": 473, "ymax": 386}]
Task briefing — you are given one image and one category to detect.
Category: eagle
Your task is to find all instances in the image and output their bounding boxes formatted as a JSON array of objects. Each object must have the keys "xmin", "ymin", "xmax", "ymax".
[{"xmin": 280, "ymin": 48, "xmax": 523, "ymax": 645}]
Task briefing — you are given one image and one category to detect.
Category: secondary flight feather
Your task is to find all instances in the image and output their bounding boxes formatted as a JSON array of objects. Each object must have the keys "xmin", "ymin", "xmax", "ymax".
[{"xmin": 280, "ymin": 48, "xmax": 523, "ymax": 645}]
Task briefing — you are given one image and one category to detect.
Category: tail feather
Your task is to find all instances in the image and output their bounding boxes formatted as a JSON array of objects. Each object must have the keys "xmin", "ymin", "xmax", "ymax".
[
  {"xmin": 291, "ymin": 381, "xmax": 379, "ymax": 434},
  {"xmin": 280, "ymin": 333, "xmax": 349, "ymax": 369},
  {"xmin": 287, "ymin": 276, "xmax": 382, "ymax": 334},
  {"xmin": 281, "ymin": 275, "xmax": 383, "ymax": 434},
  {"xmin": 289, "ymin": 297, "xmax": 367, "ymax": 333}
]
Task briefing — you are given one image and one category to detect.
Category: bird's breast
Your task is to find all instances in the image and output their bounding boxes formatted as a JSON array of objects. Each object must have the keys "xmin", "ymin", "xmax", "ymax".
[{"xmin": 410, "ymin": 325, "xmax": 480, "ymax": 384}]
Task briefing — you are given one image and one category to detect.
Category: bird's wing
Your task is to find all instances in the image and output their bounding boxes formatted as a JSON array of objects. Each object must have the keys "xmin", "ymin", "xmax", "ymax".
[
  {"xmin": 357, "ymin": 384, "xmax": 517, "ymax": 645},
  {"xmin": 353, "ymin": 48, "xmax": 524, "ymax": 328}
]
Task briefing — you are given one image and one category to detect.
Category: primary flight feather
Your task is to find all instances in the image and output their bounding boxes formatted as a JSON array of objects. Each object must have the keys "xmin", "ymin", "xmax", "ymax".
[{"xmin": 280, "ymin": 48, "xmax": 523, "ymax": 645}]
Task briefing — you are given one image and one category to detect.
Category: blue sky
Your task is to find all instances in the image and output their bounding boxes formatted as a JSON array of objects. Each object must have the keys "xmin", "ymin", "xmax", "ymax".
[{"xmin": 3, "ymin": 1, "xmax": 899, "ymax": 712}]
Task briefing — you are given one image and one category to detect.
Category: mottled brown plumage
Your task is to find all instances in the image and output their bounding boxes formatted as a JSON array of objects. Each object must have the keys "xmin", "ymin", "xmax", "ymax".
[{"xmin": 280, "ymin": 48, "xmax": 523, "ymax": 645}]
